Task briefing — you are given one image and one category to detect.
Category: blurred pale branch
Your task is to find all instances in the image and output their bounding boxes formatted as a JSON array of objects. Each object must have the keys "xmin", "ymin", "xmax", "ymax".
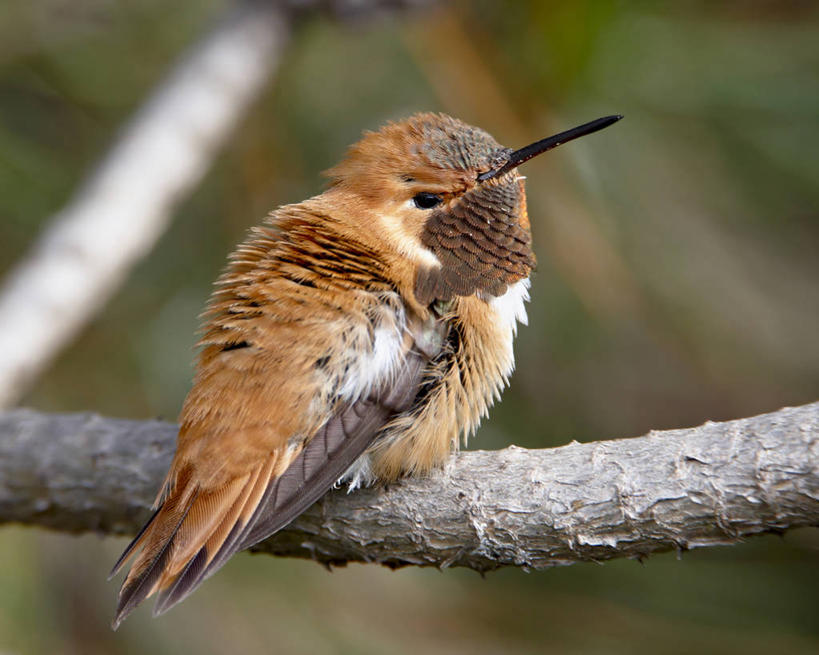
[
  {"xmin": 0, "ymin": 0, "xmax": 439, "ymax": 409},
  {"xmin": 0, "ymin": 1, "xmax": 287, "ymax": 407},
  {"xmin": 1, "ymin": 403, "xmax": 816, "ymax": 570}
]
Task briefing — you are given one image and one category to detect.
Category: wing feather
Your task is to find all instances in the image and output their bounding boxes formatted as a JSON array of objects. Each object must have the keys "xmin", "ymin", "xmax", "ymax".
[
  {"xmin": 239, "ymin": 349, "xmax": 425, "ymax": 551},
  {"xmin": 171, "ymin": 350, "xmax": 426, "ymax": 609}
]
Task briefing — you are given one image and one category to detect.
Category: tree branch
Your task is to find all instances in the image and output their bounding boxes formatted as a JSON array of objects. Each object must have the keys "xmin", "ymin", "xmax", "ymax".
[{"xmin": 1, "ymin": 403, "xmax": 816, "ymax": 570}]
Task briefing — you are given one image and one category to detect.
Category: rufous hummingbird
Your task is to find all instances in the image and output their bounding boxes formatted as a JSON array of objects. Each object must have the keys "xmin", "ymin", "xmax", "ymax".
[{"xmin": 110, "ymin": 112, "xmax": 621, "ymax": 627}]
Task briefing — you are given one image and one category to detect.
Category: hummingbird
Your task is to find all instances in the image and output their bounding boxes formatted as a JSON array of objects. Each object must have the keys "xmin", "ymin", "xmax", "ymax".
[{"xmin": 110, "ymin": 112, "xmax": 621, "ymax": 627}]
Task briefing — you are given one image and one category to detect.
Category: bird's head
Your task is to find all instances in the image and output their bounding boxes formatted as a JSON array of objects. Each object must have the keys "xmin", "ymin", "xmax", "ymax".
[{"xmin": 324, "ymin": 112, "xmax": 621, "ymax": 306}]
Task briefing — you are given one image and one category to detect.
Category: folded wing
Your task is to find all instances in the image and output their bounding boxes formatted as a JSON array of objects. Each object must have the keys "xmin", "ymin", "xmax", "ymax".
[{"xmin": 110, "ymin": 348, "xmax": 426, "ymax": 628}]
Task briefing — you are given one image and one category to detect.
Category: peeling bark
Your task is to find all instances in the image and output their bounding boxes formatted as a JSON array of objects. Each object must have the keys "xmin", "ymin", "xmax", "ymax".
[{"xmin": 1, "ymin": 403, "xmax": 816, "ymax": 570}]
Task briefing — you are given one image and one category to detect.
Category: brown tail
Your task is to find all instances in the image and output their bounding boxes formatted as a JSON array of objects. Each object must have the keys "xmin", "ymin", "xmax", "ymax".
[
  {"xmin": 110, "ymin": 461, "xmax": 271, "ymax": 629},
  {"xmin": 110, "ymin": 482, "xmax": 199, "ymax": 629}
]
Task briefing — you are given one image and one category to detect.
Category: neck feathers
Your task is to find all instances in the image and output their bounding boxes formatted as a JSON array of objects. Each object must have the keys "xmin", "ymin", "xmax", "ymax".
[{"xmin": 415, "ymin": 179, "xmax": 535, "ymax": 305}]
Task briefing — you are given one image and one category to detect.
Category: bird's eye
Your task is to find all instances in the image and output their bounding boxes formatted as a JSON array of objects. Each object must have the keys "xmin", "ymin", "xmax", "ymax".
[{"xmin": 412, "ymin": 192, "xmax": 443, "ymax": 210}]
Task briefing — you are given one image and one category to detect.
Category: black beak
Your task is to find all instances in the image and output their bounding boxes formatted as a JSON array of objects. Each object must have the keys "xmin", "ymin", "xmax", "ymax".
[{"xmin": 477, "ymin": 115, "xmax": 623, "ymax": 182}]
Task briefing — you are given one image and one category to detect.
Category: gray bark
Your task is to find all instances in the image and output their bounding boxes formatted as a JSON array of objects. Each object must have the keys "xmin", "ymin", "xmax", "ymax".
[{"xmin": 1, "ymin": 403, "xmax": 817, "ymax": 570}]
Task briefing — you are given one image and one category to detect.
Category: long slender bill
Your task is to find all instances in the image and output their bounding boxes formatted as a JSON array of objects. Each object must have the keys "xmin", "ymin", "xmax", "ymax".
[{"xmin": 478, "ymin": 115, "xmax": 623, "ymax": 182}]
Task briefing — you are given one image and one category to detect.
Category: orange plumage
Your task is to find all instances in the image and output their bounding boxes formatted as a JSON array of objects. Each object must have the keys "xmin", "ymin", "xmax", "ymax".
[{"xmin": 110, "ymin": 112, "xmax": 620, "ymax": 627}]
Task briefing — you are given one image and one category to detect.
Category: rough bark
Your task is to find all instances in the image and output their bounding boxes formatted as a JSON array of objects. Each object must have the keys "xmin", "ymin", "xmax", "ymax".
[{"xmin": 1, "ymin": 403, "xmax": 816, "ymax": 571}]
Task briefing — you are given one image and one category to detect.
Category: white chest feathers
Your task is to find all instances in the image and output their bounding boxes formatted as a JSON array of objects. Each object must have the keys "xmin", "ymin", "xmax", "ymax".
[
  {"xmin": 487, "ymin": 278, "xmax": 530, "ymax": 378},
  {"xmin": 489, "ymin": 278, "xmax": 530, "ymax": 335}
]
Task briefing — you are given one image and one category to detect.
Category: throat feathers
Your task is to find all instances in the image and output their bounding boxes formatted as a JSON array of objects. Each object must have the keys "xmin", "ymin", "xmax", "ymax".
[{"xmin": 110, "ymin": 112, "xmax": 622, "ymax": 627}]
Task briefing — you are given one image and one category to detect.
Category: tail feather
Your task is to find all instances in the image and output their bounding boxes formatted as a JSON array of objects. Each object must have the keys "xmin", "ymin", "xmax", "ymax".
[
  {"xmin": 112, "ymin": 488, "xmax": 198, "ymax": 629},
  {"xmin": 151, "ymin": 462, "xmax": 269, "ymax": 615},
  {"xmin": 112, "ymin": 457, "xmax": 280, "ymax": 625},
  {"xmin": 194, "ymin": 456, "xmax": 277, "ymax": 582},
  {"xmin": 108, "ymin": 506, "xmax": 160, "ymax": 580},
  {"xmin": 155, "ymin": 474, "xmax": 250, "ymax": 586},
  {"xmin": 152, "ymin": 547, "xmax": 209, "ymax": 616}
]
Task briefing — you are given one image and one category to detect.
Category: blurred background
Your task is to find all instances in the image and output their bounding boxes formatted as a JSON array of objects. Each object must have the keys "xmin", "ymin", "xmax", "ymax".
[{"xmin": 1, "ymin": 0, "xmax": 818, "ymax": 653}]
